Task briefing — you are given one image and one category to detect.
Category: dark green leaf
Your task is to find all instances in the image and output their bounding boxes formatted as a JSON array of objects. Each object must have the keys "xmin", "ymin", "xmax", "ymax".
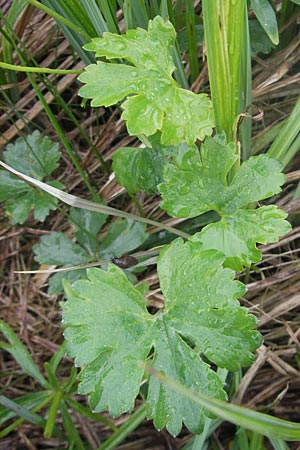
[
  {"xmin": 249, "ymin": 20, "xmax": 275, "ymax": 56},
  {"xmin": 33, "ymin": 232, "xmax": 89, "ymax": 266},
  {"xmin": 0, "ymin": 132, "xmax": 63, "ymax": 224},
  {"xmin": 3, "ymin": 130, "xmax": 61, "ymax": 180},
  {"xmin": 78, "ymin": 16, "xmax": 214, "ymax": 145},
  {"xmin": 48, "ymin": 269, "xmax": 88, "ymax": 296},
  {"xmin": 250, "ymin": 0, "xmax": 279, "ymax": 45},
  {"xmin": 99, "ymin": 219, "xmax": 148, "ymax": 259}
]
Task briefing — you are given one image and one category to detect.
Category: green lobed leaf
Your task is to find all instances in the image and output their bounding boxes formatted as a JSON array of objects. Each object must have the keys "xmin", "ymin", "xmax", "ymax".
[
  {"xmin": 78, "ymin": 16, "xmax": 214, "ymax": 145},
  {"xmin": 3, "ymin": 130, "xmax": 61, "ymax": 179},
  {"xmin": 159, "ymin": 135, "xmax": 291, "ymax": 270},
  {"xmin": 33, "ymin": 232, "xmax": 90, "ymax": 266},
  {"xmin": 63, "ymin": 239, "xmax": 262, "ymax": 435},
  {"xmin": 0, "ymin": 132, "xmax": 63, "ymax": 224},
  {"xmin": 0, "ymin": 175, "xmax": 63, "ymax": 224},
  {"xmin": 99, "ymin": 219, "xmax": 148, "ymax": 259}
]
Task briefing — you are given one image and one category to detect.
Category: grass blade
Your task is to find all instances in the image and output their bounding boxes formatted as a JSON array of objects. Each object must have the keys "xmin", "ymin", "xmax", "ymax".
[
  {"xmin": 0, "ymin": 321, "xmax": 50, "ymax": 389},
  {"xmin": 144, "ymin": 365, "xmax": 300, "ymax": 441},
  {"xmin": 267, "ymin": 97, "xmax": 300, "ymax": 168}
]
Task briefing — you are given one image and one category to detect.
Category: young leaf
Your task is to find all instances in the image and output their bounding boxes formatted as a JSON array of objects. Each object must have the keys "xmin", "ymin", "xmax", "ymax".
[
  {"xmin": 62, "ymin": 238, "xmax": 262, "ymax": 436},
  {"xmin": 0, "ymin": 132, "xmax": 63, "ymax": 224},
  {"xmin": 99, "ymin": 219, "xmax": 148, "ymax": 259},
  {"xmin": 78, "ymin": 16, "xmax": 214, "ymax": 145},
  {"xmin": 159, "ymin": 135, "xmax": 291, "ymax": 270}
]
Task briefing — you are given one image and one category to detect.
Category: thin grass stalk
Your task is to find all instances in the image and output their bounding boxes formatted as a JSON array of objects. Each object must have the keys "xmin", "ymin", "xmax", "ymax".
[
  {"xmin": 1, "ymin": 0, "xmax": 28, "ymax": 101},
  {"xmin": 184, "ymin": 0, "xmax": 198, "ymax": 82},
  {"xmin": 267, "ymin": 97, "xmax": 300, "ymax": 168},
  {"xmin": 122, "ymin": 0, "xmax": 134, "ymax": 29},
  {"xmin": 60, "ymin": 400, "xmax": 85, "ymax": 450},
  {"xmin": 239, "ymin": 4, "xmax": 252, "ymax": 161},
  {"xmin": 97, "ymin": 0, "xmax": 119, "ymax": 33},
  {"xmin": 249, "ymin": 431, "xmax": 264, "ymax": 450}
]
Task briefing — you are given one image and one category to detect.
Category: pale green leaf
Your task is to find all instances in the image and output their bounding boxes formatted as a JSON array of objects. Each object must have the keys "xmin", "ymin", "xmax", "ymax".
[
  {"xmin": 192, "ymin": 207, "xmax": 290, "ymax": 271},
  {"xmin": 63, "ymin": 266, "xmax": 154, "ymax": 417},
  {"xmin": 159, "ymin": 135, "xmax": 290, "ymax": 269},
  {"xmin": 63, "ymin": 239, "xmax": 261, "ymax": 435},
  {"xmin": 78, "ymin": 16, "xmax": 214, "ymax": 145}
]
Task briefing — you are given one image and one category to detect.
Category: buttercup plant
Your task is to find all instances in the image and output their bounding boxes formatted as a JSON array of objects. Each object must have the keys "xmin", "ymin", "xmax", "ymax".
[{"xmin": 61, "ymin": 16, "xmax": 291, "ymax": 436}]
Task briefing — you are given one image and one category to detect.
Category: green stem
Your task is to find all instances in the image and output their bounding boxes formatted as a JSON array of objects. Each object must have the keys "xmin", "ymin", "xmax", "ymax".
[{"xmin": 0, "ymin": 61, "xmax": 83, "ymax": 74}]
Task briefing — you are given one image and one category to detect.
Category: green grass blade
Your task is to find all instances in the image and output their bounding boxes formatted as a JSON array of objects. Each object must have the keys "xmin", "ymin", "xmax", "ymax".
[
  {"xmin": 0, "ymin": 391, "xmax": 53, "ymax": 425},
  {"xmin": 122, "ymin": 0, "xmax": 134, "ymax": 29},
  {"xmin": 249, "ymin": 431, "xmax": 264, "ymax": 450},
  {"xmin": 184, "ymin": 0, "xmax": 199, "ymax": 82},
  {"xmin": 0, "ymin": 395, "xmax": 66, "ymax": 439},
  {"xmin": 97, "ymin": 0, "xmax": 119, "ymax": 33},
  {"xmin": 239, "ymin": 4, "xmax": 252, "ymax": 161},
  {"xmin": 0, "ymin": 321, "xmax": 50, "ymax": 389},
  {"xmin": 145, "ymin": 365, "xmax": 300, "ymax": 441},
  {"xmin": 48, "ymin": 342, "xmax": 67, "ymax": 374},
  {"xmin": 44, "ymin": 390, "xmax": 64, "ymax": 438},
  {"xmin": 268, "ymin": 437, "xmax": 290, "ymax": 450},
  {"xmin": 0, "ymin": 61, "xmax": 82, "ymax": 74},
  {"xmin": 98, "ymin": 403, "xmax": 147, "ymax": 450},
  {"xmin": 267, "ymin": 97, "xmax": 300, "ymax": 168},
  {"xmin": 202, "ymin": 0, "xmax": 245, "ymax": 143},
  {"xmin": 1, "ymin": 0, "xmax": 28, "ymax": 99},
  {"xmin": 77, "ymin": 0, "xmax": 109, "ymax": 36},
  {"xmin": 60, "ymin": 399, "xmax": 85, "ymax": 450},
  {"xmin": 66, "ymin": 398, "xmax": 117, "ymax": 430}
]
